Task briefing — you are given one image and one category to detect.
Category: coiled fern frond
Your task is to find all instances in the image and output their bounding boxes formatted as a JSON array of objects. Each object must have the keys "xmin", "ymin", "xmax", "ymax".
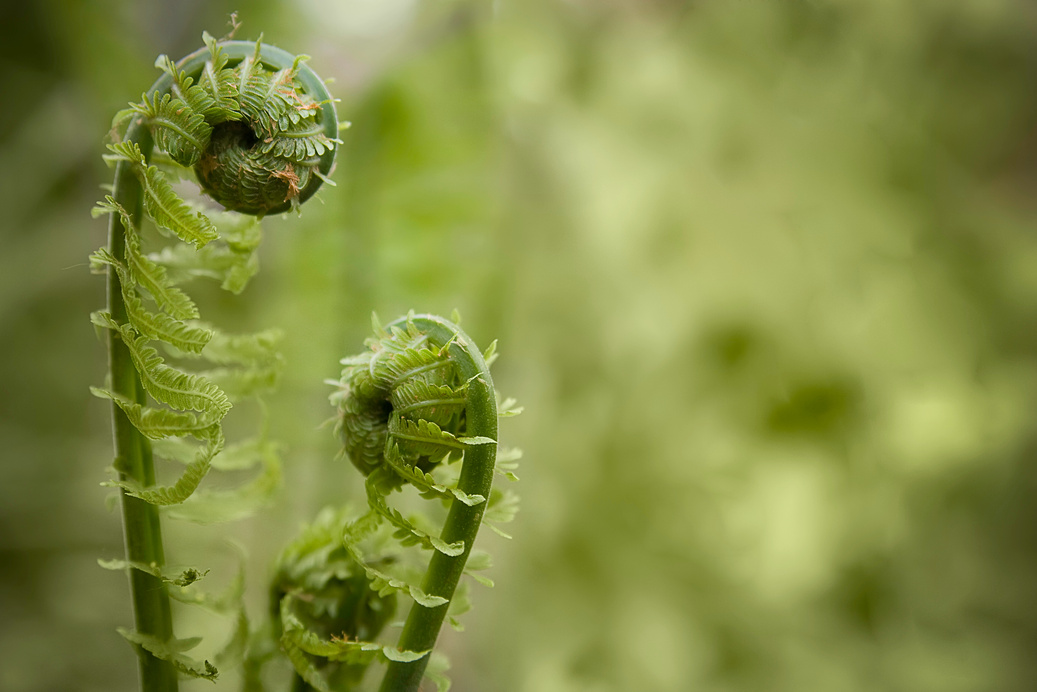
[
  {"xmin": 92, "ymin": 26, "xmax": 338, "ymax": 691},
  {"xmin": 271, "ymin": 313, "xmax": 520, "ymax": 692},
  {"xmin": 115, "ymin": 32, "xmax": 339, "ymax": 215},
  {"xmin": 270, "ymin": 507, "xmax": 399, "ymax": 690}
]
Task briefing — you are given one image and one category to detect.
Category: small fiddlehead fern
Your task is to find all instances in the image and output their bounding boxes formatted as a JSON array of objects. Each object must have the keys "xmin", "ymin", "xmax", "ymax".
[
  {"xmin": 92, "ymin": 27, "xmax": 338, "ymax": 692},
  {"xmin": 272, "ymin": 313, "xmax": 520, "ymax": 691},
  {"xmin": 270, "ymin": 507, "xmax": 399, "ymax": 690}
]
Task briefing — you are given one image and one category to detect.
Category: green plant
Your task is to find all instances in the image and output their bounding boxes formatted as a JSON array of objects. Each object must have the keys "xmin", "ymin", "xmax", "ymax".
[
  {"xmin": 270, "ymin": 313, "xmax": 520, "ymax": 691},
  {"xmin": 91, "ymin": 27, "xmax": 339, "ymax": 692}
]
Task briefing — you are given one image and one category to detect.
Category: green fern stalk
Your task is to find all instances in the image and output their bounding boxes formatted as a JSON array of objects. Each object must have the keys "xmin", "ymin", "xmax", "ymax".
[
  {"xmin": 279, "ymin": 313, "xmax": 520, "ymax": 691},
  {"xmin": 376, "ymin": 314, "xmax": 499, "ymax": 691},
  {"xmin": 106, "ymin": 122, "xmax": 179, "ymax": 692},
  {"xmin": 97, "ymin": 33, "xmax": 337, "ymax": 692}
]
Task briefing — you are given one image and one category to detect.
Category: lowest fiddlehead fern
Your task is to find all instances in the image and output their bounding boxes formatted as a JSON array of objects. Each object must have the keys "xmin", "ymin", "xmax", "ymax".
[
  {"xmin": 91, "ymin": 27, "xmax": 338, "ymax": 692},
  {"xmin": 270, "ymin": 313, "xmax": 520, "ymax": 691}
]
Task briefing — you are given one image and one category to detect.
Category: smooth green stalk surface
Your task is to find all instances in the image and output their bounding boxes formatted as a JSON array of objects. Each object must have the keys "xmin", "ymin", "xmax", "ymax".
[
  {"xmin": 378, "ymin": 315, "xmax": 499, "ymax": 692},
  {"xmin": 107, "ymin": 122, "xmax": 179, "ymax": 692}
]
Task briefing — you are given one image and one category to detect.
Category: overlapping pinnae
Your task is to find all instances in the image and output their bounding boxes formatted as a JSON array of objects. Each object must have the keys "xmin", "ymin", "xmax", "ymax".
[
  {"xmin": 93, "ymin": 27, "xmax": 339, "ymax": 684},
  {"xmin": 122, "ymin": 35, "xmax": 339, "ymax": 216},
  {"xmin": 271, "ymin": 314, "xmax": 520, "ymax": 691}
]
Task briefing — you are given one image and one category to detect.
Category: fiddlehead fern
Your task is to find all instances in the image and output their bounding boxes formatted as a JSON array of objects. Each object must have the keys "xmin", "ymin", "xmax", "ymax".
[
  {"xmin": 271, "ymin": 313, "xmax": 520, "ymax": 691},
  {"xmin": 92, "ymin": 27, "xmax": 338, "ymax": 691},
  {"xmin": 116, "ymin": 32, "xmax": 338, "ymax": 216},
  {"xmin": 270, "ymin": 507, "xmax": 399, "ymax": 691}
]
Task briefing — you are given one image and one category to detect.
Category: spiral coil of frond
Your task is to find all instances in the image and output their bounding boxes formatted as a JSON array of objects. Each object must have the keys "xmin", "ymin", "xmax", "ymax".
[
  {"xmin": 119, "ymin": 33, "xmax": 339, "ymax": 216},
  {"xmin": 93, "ymin": 27, "xmax": 338, "ymax": 689},
  {"xmin": 270, "ymin": 508, "xmax": 399, "ymax": 690},
  {"xmin": 335, "ymin": 322, "xmax": 467, "ymax": 483},
  {"xmin": 270, "ymin": 314, "xmax": 520, "ymax": 691}
]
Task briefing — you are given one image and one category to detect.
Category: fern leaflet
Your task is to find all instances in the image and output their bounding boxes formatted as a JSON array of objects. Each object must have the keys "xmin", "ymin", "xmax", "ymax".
[
  {"xmin": 108, "ymin": 142, "xmax": 219, "ymax": 248},
  {"xmin": 116, "ymin": 629, "xmax": 219, "ymax": 681},
  {"xmin": 132, "ymin": 91, "xmax": 211, "ymax": 167}
]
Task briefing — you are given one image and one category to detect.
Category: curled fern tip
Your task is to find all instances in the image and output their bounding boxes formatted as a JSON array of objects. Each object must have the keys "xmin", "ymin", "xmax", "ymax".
[{"xmin": 131, "ymin": 37, "xmax": 339, "ymax": 216}]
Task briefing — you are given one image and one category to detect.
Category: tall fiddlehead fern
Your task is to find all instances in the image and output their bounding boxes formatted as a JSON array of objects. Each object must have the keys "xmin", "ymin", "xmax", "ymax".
[
  {"xmin": 271, "ymin": 313, "xmax": 520, "ymax": 691},
  {"xmin": 91, "ymin": 28, "xmax": 338, "ymax": 692}
]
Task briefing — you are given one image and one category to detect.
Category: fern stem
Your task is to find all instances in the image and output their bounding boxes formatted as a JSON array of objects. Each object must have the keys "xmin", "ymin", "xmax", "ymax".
[
  {"xmin": 107, "ymin": 124, "xmax": 179, "ymax": 692},
  {"xmin": 102, "ymin": 39, "xmax": 339, "ymax": 690},
  {"xmin": 378, "ymin": 315, "xmax": 498, "ymax": 692}
]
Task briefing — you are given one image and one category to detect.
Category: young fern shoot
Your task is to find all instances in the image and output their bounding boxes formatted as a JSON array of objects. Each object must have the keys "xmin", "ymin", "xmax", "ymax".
[
  {"xmin": 92, "ymin": 30, "xmax": 339, "ymax": 691},
  {"xmin": 272, "ymin": 313, "xmax": 520, "ymax": 692}
]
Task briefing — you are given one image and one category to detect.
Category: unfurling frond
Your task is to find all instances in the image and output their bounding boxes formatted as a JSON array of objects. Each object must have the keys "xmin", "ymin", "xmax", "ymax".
[
  {"xmin": 270, "ymin": 508, "xmax": 400, "ymax": 689},
  {"xmin": 94, "ymin": 31, "xmax": 337, "ymax": 691},
  {"xmin": 322, "ymin": 314, "xmax": 519, "ymax": 691}
]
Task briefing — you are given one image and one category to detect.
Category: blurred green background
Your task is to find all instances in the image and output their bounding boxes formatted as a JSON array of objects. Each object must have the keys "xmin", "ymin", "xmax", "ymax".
[{"xmin": 3, "ymin": 0, "xmax": 1037, "ymax": 690}]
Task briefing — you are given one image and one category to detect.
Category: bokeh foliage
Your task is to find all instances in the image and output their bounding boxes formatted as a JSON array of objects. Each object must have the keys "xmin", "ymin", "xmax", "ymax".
[{"xmin": 2, "ymin": 1, "xmax": 1037, "ymax": 691}]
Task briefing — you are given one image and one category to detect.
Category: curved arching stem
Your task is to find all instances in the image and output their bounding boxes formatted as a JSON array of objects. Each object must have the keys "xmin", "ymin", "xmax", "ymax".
[
  {"xmin": 378, "ymin": 315, "xmax": 499, "ymax": 692},
  {"xmin": 105, "ymin": 41, "xmax": 336, "ymax": 692}
]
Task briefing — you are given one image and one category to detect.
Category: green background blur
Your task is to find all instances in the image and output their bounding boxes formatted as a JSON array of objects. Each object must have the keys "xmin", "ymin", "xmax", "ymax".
[{"xmin": 3, "ymin": 1, "xmax": 1037, "ymax": 690}]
